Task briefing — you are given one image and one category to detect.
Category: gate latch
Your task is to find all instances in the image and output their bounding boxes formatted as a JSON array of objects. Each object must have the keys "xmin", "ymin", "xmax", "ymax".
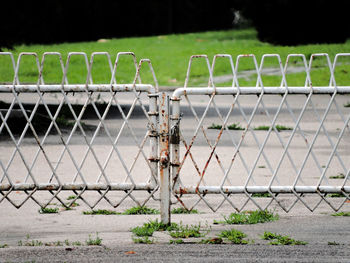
[{"xmin": 170, "ymin": 113, "xmax": 182, "ymax": 144}]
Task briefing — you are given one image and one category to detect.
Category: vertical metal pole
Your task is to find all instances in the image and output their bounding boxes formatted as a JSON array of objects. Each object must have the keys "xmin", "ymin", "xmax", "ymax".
[
  {"xmin": 159, "ymin": 92, "xmax": 171, "ymax": 224},
  {"xmin": 170, "ymin": 98, "xmax": 181, "ymax": 191},
  {"xmin": 148, "ymin": 94, "xmax": 158, "ymax": 187}
]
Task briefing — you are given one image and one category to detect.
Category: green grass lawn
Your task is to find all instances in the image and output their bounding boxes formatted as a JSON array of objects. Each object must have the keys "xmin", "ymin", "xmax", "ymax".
[{"xmin": 0, "ymin": 28, "xmax": 349, "ymax": 86}]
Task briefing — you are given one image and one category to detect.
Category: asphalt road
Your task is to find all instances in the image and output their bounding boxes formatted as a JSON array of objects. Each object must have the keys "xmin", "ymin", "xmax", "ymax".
[{"xmin": 1, "ymin": 244, "xmax": 350, "ymax": 263}]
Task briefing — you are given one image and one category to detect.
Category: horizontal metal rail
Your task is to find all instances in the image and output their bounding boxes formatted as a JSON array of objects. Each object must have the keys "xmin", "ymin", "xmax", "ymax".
[
  {"xmin": 0, "ymin": 84, "xmax": 155, "ymax": 93},
  {"xmin": 172, "ymin": 86, "xmax": 350, "ymax": 99},
  {"xmin": 175, "ymin": 186, "xmax": 350, "ymax": 194},
  {"xmin": 0, "ymin": 183, "xmax": 154, "ymax": 191}
]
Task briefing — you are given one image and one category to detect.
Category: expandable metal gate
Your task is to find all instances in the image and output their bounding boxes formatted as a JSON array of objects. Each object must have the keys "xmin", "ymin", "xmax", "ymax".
[{"xmin": 0, "ymin": 52, "xmax": 350, "ymax": 224}]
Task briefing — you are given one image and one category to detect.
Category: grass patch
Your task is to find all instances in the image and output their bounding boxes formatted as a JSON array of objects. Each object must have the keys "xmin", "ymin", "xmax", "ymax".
[
  {"xmin": 169, "ymin": 239, "xmax": 184, "ymax": 244},
  {"xmin": 261, "ymin": 232, "xmax": 307, "ymax": 245},
  {"xmin": 39, "ymin": 207, "xmax": 59, "ymax": 214},
  {"xmin": 131, "ymin": 219, "xmax": 180, "ymax": 238},
  {"xmin": 130, "ymin": 220, "xmax": 208, "ymax": 243},
  {"xmin": 328, "ymin": 193, "xmax": 345, "ymax": 198},
  {"xmin": 133, "ymin": 236, "xmax": 154, "ymax": 244},
  {"xmin": 251, "ymin": 193, "xmax": 272, "ymax": 198},
  {"xmin": 171, "ymin": 207, "xmax": 199, "ymax": 214},
  {"xmin": 83, "ymin": 209, "xmax": 121, "ymax": 215},
  {"xmin": 3, "ymin": 28, "xmax": 350, "ymax": 87},
  {"xmin": 67, "ymin": 195, "xmax": 78, "ymax": 200},
  {"xmin": 344, "ymin": 102, "xmax": 350, "ymax": 107},
  {"xmin": 85, "ymin": 233, "xmax": 102, "ymax": 246},
  {"xmin": 0, "ymin": 243, "xmax": 8, "ymax": 248},
  {"xmin": 42, "ymin": 240, "xmax": 83, "ymax": 247},
  {"xmin": 18, "ymin": 235, "xmax": 43, "ymax": 247},
  {"xmin": 18, "ymin": 235, "xmax": 86, "ymax": 247},
  {"xmin": 328, "ymin": 241, "xmax": 340, "ymax": 245},
  {"xmin": 131, "ymin": 226, "xmax": 156, "ymax": 237},
  {"xmin": 219, "ymin": 229, "xmax": 249, "ymax": 244},
  {"xmin": 143, "ymin": 219, "xmax": 180, "ymax": 232},
  {"xmin": 227, "ymin": 123, "xmax": 244, "ymax": 130},
  {"xmin": 131, "ymin": 219, "xmax": 180, "ymax": 243},
  {"xmin": 208, "ymin": 123, "xmax": 244, "ymax": 130},
  {"xmin": 123, "ymin": 206, "xmax": 159, "ymax": 215},
  {"xmin": 329, "ymin": 173, "xmax": 346, "ymax": 179},
  {"xmin": 214, "ymin": 210, "xmax": 279, "ymax": 225},
  {"xmin": 44, "ymin": 241, "xmax": 63, "ymax": 246},
  {"xmin": 208, "ymin": 123, "xmax": 222, "ymax": 129},
  {"xmin": 254, "ymin": 125, "xmax": 293, "ymax": 132},
  {"xmin": 71, "ymin": 241, "xmax": 83, "ymax": 246},
  {"xmin": 169, "ymin": 223, "xmax": 207, "ymax": 239},
  {"xmin": 200, "ymin": 237, "xmax": 224, "ymax": 244},
  {"xmin": 332, "ymin": 211, "xmax": 350, "ymax": 216}
]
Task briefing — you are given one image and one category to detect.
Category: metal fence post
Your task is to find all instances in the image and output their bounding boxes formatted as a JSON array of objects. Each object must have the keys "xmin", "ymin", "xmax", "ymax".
[
  {"xmin": 159, "ymin": 92, "xmax": 171, "ymax": 224},
  {"xmin": 148, "ymin": 93, "xmax": 159, "ymax": 187}
]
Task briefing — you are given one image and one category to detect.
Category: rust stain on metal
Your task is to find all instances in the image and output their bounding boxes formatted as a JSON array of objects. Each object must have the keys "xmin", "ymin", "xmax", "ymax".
[
  {"xmin": 46, "ymin": 185, "xmax": 56, "ymax": 191},
  {"xmin": 159, "ymin": 149, "xmax": 169, "ymax": 165},
  {"xmin": 172, "ymin": 172, "xmax": 180, "ymax": 185},
  {"xmin": 178, "ymin": 135, "xmax": 200, "ymax": 177},
  {"xmin": 179, "ymin": 187, "xmax": 188, "ymax": 194},
  {"xmin": 195, "ymin": 122, "xmax": 225, "ymax": 190}
]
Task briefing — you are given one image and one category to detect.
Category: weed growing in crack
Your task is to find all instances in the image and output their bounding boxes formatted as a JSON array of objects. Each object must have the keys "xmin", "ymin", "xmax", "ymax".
[
  {"xmin": 254, "ymin": 125, "xmax": 293, "ymax": 132},
  {"xmin": 169, "ymin": 239, "xmax": 184, "ymax": 244},
  {"xmin": 208, "ymin": 123, "xmax": 244, "ymax": 130},
  {"xmin": 171, "ymin": 207, "xmax": 199, "ymax": 214},
  {"xmin": 67, "ymin": 195, "xmax": 78, "ymax": 200},
  {"xmin": 83, "ymin": 206, "xmax": 159, "ymax": 215},
  {"xmin": 142, "ymin": 219, "xmax": 180, "ymax": 232},
  {"xmin": 17, "ymin": 235, "xmax": 85, "ymax": 247},
  {"xmin": 328, "ymin": 193, "xmax": 345, "ymax": 198},
  {"xmin": 329, "ymin": 173, "xmax": 346, "ymax": 179},
  {"xmin": 251, "ymin": 193, "xmax": 272, "ymax": 198},
  {"xmin": 131, "ymin": 226, "xmax": 156, "ymax": 237},
  {"xmin": 332, "ymin": 211, "xmax": 350, "ymax": 216},
  {"xmin": 123, "ymin": 206, "xmax": 160, "ymax": 215},
  {"xmin": 169, "ymin": 223, "xmax": 208, "ymax": 239},
  {"xmin": 83, "ymin": 209, "xmax": 121, "ymax": 215},
  {"xmin": 219, "ymin": 229, "xmax": 250, "ymax": 244},
  {"xmin": 131, "ymin": 220, "xmax": 210, "ymax": 244},
  {"xmin": 261, "ymin": 231, "xmax": 307, "ymax": 245},
  {"xmin": 18, "ymin": 235, "xmax": 43, "ymax": 247},
  {"xmin": 39, "ymin": 207, "xmax": 59, "ymax": 214},
  {"xmin": 200, "ymin": 237, "xmax": 224, "ymax": 244},
  {"xmin": 328, "ymin": 241, "xmax": 340, "ymax": 245},
  {"xmin": 131, "ymin": 219, "xmax": 180, "ymax": 239},
  {"xmin": 214, "ymin": 210, "xmax": 279, "ymax": 225},
  {"xmin": 132, "ymin": 236, "xmax": 154, "ymax": 244},
  {"xmin": 85, "ymin": 233, "xmax": 102, "ymax": 246}
]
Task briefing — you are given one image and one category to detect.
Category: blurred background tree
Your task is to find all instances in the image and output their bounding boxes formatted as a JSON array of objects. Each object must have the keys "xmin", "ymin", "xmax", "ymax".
[{"xmin": 0, "ymin": 0, "xmax": 348, "ymax": 50}]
